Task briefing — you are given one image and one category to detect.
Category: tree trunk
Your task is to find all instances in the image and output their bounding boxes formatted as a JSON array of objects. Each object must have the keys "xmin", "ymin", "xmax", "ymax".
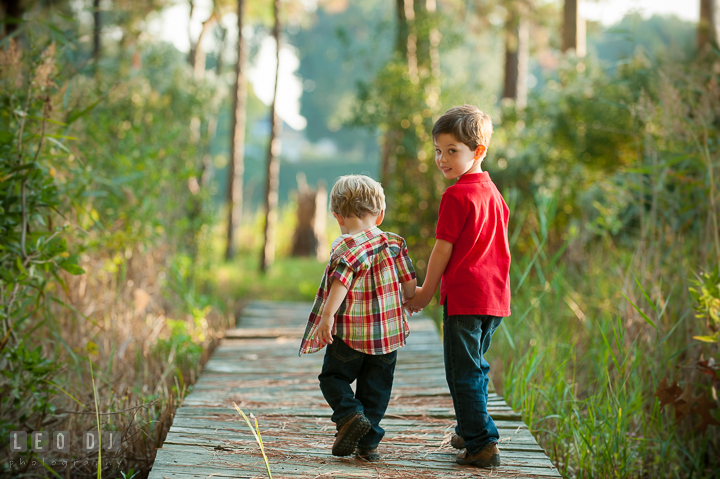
[
  {"xmin": 382, "ymin": 0, "xmax": 412, "ymax": 185},
  {"xmin": 395, "ymin": 0, "xmax": 408, "ymax": 59},
  {"xmin": 216, "ymin": 25, "xmax": 228, "ymax": 75},
  {"xmin": 699, "ymin": 0, "xmax": 719, "ymax": 50},
  {"xmin": 426, "ymin": 0, "xmax": 441, "ymax": 84},
  {"xmin": 193, "ymin": 13, "xmax": 217, "ymax": 79},
  {"xmin": 291, "ymin": 174, "xmax": 328, "ymax": 260},
  {"xmin": 404, "ymin": 0, "xmax": 418, "ymax": 82},
  {"xmin": 503, "ymin": 5, "xmax": 528, "ymax": 109},
  {"xmin": 0, "ymin": 0, "xmax": 23, "ymax": 38},
  {"xmin": 187, "ymin": 0, "xmax": 195, "ymax": 65},
  {"xmin": 562, "ymin": 0, "xmax": 586, "ymax": 56},
  {"xmin": 93, "ymin": 0, "xmax": 101, "ymax": 60},
  {"xmin": 260, "ymin": 0, "xmax": 283, "ymax": 273},
  {"xmin": 224, "ymin": 0, "xmax": 247, "ymax": 260}
]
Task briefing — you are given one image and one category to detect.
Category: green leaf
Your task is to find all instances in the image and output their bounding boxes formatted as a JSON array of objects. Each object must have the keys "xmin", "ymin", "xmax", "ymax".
[
  {"xmin": 15, "ymin": 256, "xmax": 27, "ymax": 275},
  {"xmin": 66, "ymin": 97, "xmax": 103, "ymax": 125},
  {"xmin": 59, "ymin": 262, "xmax": 85, "ymax": 275},
  {"xmin": 45, "ymin": 133, "xmax": 78, "ymax": 141},
  {"xmin": 693, "ymin": 333, "xmax": 720, "ymax": 343},
  {"xmin": 635, "ymin": 276, "xmax": 658, "ymax": 313},
  {"xmin": 46, "ymin": 137, "xmax": 71, "ymax": 153},
  {"xmin": 59, "ymin": 254, "xmax": 85, "ymax": 275}
]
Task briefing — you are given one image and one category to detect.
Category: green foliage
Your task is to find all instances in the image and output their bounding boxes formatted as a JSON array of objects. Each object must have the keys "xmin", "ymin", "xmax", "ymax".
[
  {"xmin": 590, "ymin": 13, "xmax": 696, "ymax": 65},
  {"xmin": 690, "ymin": 268, "xmax": 720, "ymax": 343},
  {"xmin": 0, "ymin": 341, "xmax": 58, "ymax": 438},
  {"xmin": 0, "ymin": 37, "xmax": 74, "ymax": 455},
  {"xmin": 353, "ymin": 59, "xmax": 443, "ymax": 278},
  {"xmin": 153, "ymin": 319, "xmax": 204, "ymax": 370},
  {"xmin": 492, "ymin": 51, "xmax": 720, "ymax": 478},
  {"xmin": 291, "ymin": 0, "xmax": 393, "ymax": 150},
  {"xmin": 67, "ymin": 42, "xmax": 220, "ymax": 255},
  {"xmin": 1, "ymin": 15, "xmax": 225, "ymax": 477},
  {"xmin": 211, "ymin": 207, "xmax": 332, "ymax": 302}
]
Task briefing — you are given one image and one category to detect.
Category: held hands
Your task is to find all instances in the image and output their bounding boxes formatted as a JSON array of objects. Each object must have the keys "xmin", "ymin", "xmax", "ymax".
[{"xmin": 403, "ymin": 286, "xmax": 431, "ymax": 314}]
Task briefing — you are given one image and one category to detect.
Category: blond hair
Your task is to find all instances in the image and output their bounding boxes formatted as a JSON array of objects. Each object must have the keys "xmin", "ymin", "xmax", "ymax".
[
  {"xmin": 432, "ymin": 105, "xmax": 493, "ymax": 151},
  {"xmin": 330, "ymin": 175, "xmax": 386, "ymax": 218}
]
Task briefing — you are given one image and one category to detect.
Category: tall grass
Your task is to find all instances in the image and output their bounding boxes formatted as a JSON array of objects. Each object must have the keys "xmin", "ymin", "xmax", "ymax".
[
  {"xmin": 494, "ymin": 196, "xmax": 713, "ymax": 476},
  {"xmin": 1, "ymin": 19, "xmax": 229, "ymax": 478},
  {"xmin": 7, "ymin": 248, "xmax": 228, "ymax": 478},
  {"xmin": 477, "ymin": 51, "xmax": 720, "ymax": 478},
  {"xmin": 494, "ymin": 86, "xmax": 719, "ymax": 477}
]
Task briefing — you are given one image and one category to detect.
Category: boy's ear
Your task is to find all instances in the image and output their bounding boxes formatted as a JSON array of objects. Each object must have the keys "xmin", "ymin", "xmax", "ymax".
[
  {"xmin": 333, "ymin": 211, "xmax": 345, "ymax": 227},
  {"xmin": 474, "ymin": 144, "xmax": 486, "ymax": 160},
  {"xmin": 375, "ymin": 210, "xmax": 385, "ymax": 226}
]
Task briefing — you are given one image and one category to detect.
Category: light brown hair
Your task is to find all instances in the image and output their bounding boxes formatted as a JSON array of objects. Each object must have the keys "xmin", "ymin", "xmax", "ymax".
[
  {"xmin": 432, "ymin": 105, "xmax": 493, "ymax": 151},
  {"xmin": 330, "ymin": 175, "xmax": 386, "ymax": 218}
]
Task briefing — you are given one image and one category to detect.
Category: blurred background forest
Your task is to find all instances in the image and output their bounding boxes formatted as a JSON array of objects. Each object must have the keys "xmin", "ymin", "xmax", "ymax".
[{"xmin": 1, "ymin": 0, "xmax": 719, "ymax": 478}]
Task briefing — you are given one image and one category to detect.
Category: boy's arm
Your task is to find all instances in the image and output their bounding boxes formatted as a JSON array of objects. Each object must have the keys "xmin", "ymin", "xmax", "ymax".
[
  {"xmin": 401, "ymin": 278, "xmax": 417, "ymax": 301},
  {"xmin": 404, "ymin": 239, "xmax": 453, "ymax": 310},
  {"xmin": 316, "ymin": 279, "xmax": 349, "ymax": 345}
]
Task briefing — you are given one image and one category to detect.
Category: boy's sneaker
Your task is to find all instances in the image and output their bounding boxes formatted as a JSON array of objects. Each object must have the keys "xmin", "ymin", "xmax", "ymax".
[
  {"xmin": 356, "ymin": 446, "xmax": 380, "ymax": 462},
  {"xmin": 331, "ymin": 413, "xmax": 371, "ymax": 456},
  {"xmin": 456, "ymin": 442, "xmax": 501, "ymax": 468},
  {"xmin": 450, "ymin": 434, "xmax": 465, "ymax": 449}
]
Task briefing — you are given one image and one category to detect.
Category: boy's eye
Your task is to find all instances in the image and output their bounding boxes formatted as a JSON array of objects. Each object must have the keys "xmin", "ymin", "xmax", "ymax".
[
  {"xmin": 449, "ymin": 149, "xmax": 456, "ymax": 153},
  {"xmin": 435, "ymin": 149, "xmax": 441, "ymax": 155}
]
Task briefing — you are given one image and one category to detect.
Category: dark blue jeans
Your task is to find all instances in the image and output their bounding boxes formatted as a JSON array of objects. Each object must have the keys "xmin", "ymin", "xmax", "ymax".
[
  {"xmin": 318, "ymin": 336, "xmax": 397, "ymax": 449},
  {"xmin": 443, "ymin": 303, "xmax": 503, "ymax": 455}
]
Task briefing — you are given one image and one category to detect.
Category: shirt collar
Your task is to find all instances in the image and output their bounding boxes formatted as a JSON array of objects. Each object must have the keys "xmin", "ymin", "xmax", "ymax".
[
  {"xmin": 348, "ymin": 226, "xmax": 383, "ymax": 247},
  {"xmin": 456, "ymin": 172, "xmax": 490, "ymax": 184}
]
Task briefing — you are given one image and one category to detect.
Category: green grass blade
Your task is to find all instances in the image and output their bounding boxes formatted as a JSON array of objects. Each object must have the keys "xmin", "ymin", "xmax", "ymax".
[
  {"xmin": 598, "ymin": 323, "xmax": 620, "ymax": 374},
  {"xmin": 634, "ymin": 276, "xmax": 658, "ymax": 313},
  {"xmin": 500, "ymin": 321, "xmax": 516, "ymax": 350},
  {"xmin": 660, "ymin": 311, "xmax": 687, "ymax": 346},
  {"xmin": 514, "ymin": 237, "xmax": 547, "ymax": 294},
  {"xmin": 40, "ymin": 459, "xmax": 64, "ymax": 479},
  {"xmin": 43, "ymin": 379, "xmax": 88, "ymax": 410},
  {"xmin": 89, "ymin": 358, "xmax": 102, "ymax": 479},
  {"xmin": 621, "ymin": 292, "xmax": 657, "ymax": 329},
  {"xmin": 233, "ymin": 403, "xmax": 272, "ymax": 478}
]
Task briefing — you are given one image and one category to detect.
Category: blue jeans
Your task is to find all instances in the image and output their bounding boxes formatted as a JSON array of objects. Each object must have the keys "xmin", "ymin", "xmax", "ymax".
[
  {"xmin": 443, "ymin": 303, "xmax": 503, "ymax": 455},
  {"xmin": 318, "ymin": 336, "xmax": 397, "ymax": 449}
]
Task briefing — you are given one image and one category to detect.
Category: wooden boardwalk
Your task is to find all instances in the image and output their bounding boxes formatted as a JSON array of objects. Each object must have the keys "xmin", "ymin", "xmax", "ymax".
[{"xmin": 149, "ymin": 300, "xmax": 561, "ymax": 479}]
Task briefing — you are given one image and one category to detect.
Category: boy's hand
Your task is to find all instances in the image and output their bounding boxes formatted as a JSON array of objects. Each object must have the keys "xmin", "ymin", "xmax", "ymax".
[
  {"xmin": 404, "ymin": 286, "xmax": 431, "ymax": 312},
  {"xmin": 316, "ymin": 314, "xmax": 335, "ymax": 346}
]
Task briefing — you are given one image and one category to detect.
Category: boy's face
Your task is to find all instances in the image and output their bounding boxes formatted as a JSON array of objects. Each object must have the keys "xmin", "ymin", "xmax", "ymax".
[{"xmin": 434, "ymin": 133, "xmax": 485, "ymax": 180}]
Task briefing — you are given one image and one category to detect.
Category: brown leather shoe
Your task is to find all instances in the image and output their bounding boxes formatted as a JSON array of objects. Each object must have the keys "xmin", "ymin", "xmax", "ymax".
[
  {"xmin": 456, "ymin": 442, "xmax": 501, "ymax": 468},
  {"xmin": 331, "ymin": 414, "xmax": 371, "ymax": 456},
  {"xmin": 450, "ymin": 434, "xmax": 465, "ymax": 449}
]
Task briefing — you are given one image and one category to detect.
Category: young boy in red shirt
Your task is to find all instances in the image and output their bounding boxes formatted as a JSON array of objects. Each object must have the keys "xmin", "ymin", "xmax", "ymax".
[{"xmin": 405, "ymin": 105, "xmax": 511, "ymax": 468}]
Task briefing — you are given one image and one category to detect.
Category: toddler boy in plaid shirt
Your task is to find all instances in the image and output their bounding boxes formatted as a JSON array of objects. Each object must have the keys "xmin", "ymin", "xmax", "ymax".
[{"xmin": 299, "ymin": 175, "xmax": 417, "ymax": 462}]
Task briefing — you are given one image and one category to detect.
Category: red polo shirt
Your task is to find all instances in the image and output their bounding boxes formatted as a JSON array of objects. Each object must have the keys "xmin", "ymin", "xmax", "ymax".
[{"xmin": 436, "ymin": 172, "xmax": 511, "ymax": 317}]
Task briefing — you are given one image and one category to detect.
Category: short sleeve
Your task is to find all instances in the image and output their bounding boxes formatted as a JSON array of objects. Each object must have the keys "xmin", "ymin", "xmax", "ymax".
[
  {"xmin": 436, "ymin": 191, "xmax": 467, "ymax": 244},
  {"xmin": 329, "ymin": 259, "xmax": 355, "ymax": 289},
  {"xmin": 395, "ymin": 240, "xmax": 416, "ymax": 283},
  {"xmin": 330, "ymin": 234, "xmax": 352, "ymax": 257}
]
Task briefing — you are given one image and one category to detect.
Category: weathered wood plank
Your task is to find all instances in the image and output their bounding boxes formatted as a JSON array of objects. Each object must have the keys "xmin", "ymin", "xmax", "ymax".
[{"xmin": 148, "ymin": 301, "xmax": 559, "ymax": 478}]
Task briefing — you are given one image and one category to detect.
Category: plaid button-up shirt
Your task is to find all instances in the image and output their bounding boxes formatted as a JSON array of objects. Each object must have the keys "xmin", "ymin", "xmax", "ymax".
[{"xmin": 299, "ymin": 226, "xmax": 416, "ymax": 356}]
